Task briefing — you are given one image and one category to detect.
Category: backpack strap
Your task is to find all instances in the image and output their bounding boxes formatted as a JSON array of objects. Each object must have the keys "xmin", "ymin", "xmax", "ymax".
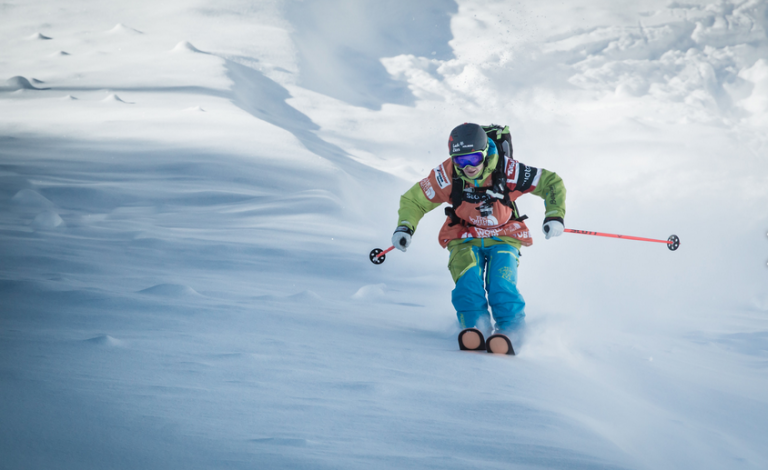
[
  {"xmin": 492, "ymin": 155, "xmax": 528, "ymax": 222},
  {"xmin": 445, "ymin": 168, "xmax": 466, "ymax": 227}
]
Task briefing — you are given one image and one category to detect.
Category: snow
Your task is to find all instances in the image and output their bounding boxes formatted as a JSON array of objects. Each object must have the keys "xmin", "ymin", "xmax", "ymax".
[{"xmin": 1, "ymin": 0, "xmax": 767, "ymax": 469}]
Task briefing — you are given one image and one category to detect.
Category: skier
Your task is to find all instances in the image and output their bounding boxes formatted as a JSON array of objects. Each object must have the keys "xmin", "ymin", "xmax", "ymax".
[{"xmin": 392, "ymin": 123, "xmax": 566, "ymax": 354}]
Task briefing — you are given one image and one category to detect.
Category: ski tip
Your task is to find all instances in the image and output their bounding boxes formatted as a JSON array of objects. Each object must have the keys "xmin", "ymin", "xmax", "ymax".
[
  {"xmin": 486, "ymin": 334, "xmax": 515, "ymax": 355},
  {"xmin": 458, "ymin": 328, "xmax": 486, "ymax": 351}
]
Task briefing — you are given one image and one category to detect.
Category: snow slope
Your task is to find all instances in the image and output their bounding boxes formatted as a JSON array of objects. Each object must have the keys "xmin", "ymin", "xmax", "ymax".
[{"xmin": 1, "ymin": 1, "xmax": 767, "ymax": 469}]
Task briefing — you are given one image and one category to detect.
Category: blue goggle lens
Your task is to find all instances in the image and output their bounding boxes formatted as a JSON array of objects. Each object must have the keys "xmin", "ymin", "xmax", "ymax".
[{"xmin": 453, "ymin": 151, "xmax": 485, "ymax": 168}]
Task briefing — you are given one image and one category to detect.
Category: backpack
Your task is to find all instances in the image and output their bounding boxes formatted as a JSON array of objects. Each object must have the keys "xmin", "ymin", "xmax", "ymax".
[{"xmin": 444, "ymin": 124, "xmax": 528, "ymax": 227}]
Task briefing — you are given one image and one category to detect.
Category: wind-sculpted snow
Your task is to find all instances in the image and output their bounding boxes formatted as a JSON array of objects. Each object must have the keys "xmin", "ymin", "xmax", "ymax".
[
  {"xmin": 1, "ymin": 1, "xmax": 767, "ymax": 469},
  {"xmin": 352, "ymin": 283, "xmax": 387, "ymax": 300},
  {"xmin": 5, "ymin": 76, "xmax": 49, "ymax": 91},
  {"xmin": 286, "ymin": 0, "xmax": 458, "ymax": 109},
  {"xmin": 84, "ymin": 334, "xmax": 124, "ymax": 347},
  {"xmin": 380, "ymin": 0, "xmax": 768, "ymax": 132},
  {"xmin": 28, "ymin": 32, "xmax": 53, "ymax": 41},
  {"xmin": 12, "ymin": 188, "xmax": 55, "ymax": 209},
  {"xmin": 32, "ymin": 210, "xmax": 65, "ymax": 229},
  {"xmin": 106, "ymin": 23, "xmax": 144, "ymax": 35},
  {"xmin": 171, "ymin": 41, "xmax": 206, "ymax": 54},
  {"xmin": 101, "ymin": 93, "xmax": 132, "ymax": 104},
  {"xmin": 139, "ymin": 284, "xmax": 202, "ymax": 297}
]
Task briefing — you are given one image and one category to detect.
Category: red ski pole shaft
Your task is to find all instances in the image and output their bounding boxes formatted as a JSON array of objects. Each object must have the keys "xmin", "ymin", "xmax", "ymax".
[
  {"xmin": 565, "ymin": 229, "xmax": 680, "ymax": 250},
  {"xmin": 376, "ymin": 245, "xmax": 395, "ymax": 258}
]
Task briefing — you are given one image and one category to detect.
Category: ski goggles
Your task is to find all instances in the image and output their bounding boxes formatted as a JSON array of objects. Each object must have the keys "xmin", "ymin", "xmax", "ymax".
[{"xmin": 452, "ymin": 149, "xmax": 487, "ymax": 168}]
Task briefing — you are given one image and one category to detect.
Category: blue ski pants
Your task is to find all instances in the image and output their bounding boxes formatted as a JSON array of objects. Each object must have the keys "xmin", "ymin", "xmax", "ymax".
[{"xmin": 448, "ymin": 241, "xmax": 525, "ymax": 334}]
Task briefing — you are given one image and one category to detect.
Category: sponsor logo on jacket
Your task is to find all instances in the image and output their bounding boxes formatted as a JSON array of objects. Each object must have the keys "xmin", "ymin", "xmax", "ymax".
[
  {"xmin": 507, "ymin": 162, "xmax": 539, "ymax": 192},
  {"xmin": 519, "ymin": 164, "xmax": 535, "ymax": 188},
  {"xmin": 469, "ymin": 215, "xmax": 499, "ymax": 227},
  {"xmin": 419, "ymin": 178, "xmax": 436, "ymax": 199},
  {"xmin": 473, "ymin": 227, "xmax": 504, "ymax": 238},
  {"xmin": 506, "ymin": 159, "xmax": 517, "ymax": 180},
  {"xmin": 433, "ymin": 164, "xmax": 450, "ymax": 189}
]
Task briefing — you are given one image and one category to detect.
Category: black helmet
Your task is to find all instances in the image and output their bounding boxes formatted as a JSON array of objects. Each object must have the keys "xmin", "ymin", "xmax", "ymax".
[{"xmin": 448, "ymin": 123, "xmax": 487, "ymax": 156}]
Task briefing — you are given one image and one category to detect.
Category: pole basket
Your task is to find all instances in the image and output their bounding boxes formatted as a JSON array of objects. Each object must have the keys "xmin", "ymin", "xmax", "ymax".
[
  {"xmin": 369, "ymin": 248, "xmax": 386, "ymax": 264},
  {"xmin": 667, "ymin": 235, "xmax": 680, "ymax": 251}
]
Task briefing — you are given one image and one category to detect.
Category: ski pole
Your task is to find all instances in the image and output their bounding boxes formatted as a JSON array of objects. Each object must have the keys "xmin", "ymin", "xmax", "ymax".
[
  {"xmin": 564, "ymin": 229, "xmax": 680, "ymax": 251},
  {"xmin": 369, "ymin": 245, "xmax": 395, "ymax": 264}
]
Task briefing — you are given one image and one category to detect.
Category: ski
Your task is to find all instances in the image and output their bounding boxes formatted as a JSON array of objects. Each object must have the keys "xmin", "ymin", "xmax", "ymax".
[
  {"xmin": 458, "ymin": 328, "xmax": 486, "ymax": 351},
  {"xmin": 486, "ymin": 333, "xmax": 515, "ymax": 355}
]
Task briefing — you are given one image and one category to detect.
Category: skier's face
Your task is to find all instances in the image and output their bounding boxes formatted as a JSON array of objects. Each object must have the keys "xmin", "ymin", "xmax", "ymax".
[{"xmin": 463, "ymin": 163, "xmax": 484, "ymax": 179}]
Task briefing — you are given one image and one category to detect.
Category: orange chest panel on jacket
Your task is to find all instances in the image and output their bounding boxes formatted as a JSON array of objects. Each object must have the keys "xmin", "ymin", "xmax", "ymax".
[
  {"xmin": 419, "ymin": 158, "xmax": 533, "ymax": 248},
  {"xmin": 437, "ymin": 190, "xmax": 532, "ymax": 248}
]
